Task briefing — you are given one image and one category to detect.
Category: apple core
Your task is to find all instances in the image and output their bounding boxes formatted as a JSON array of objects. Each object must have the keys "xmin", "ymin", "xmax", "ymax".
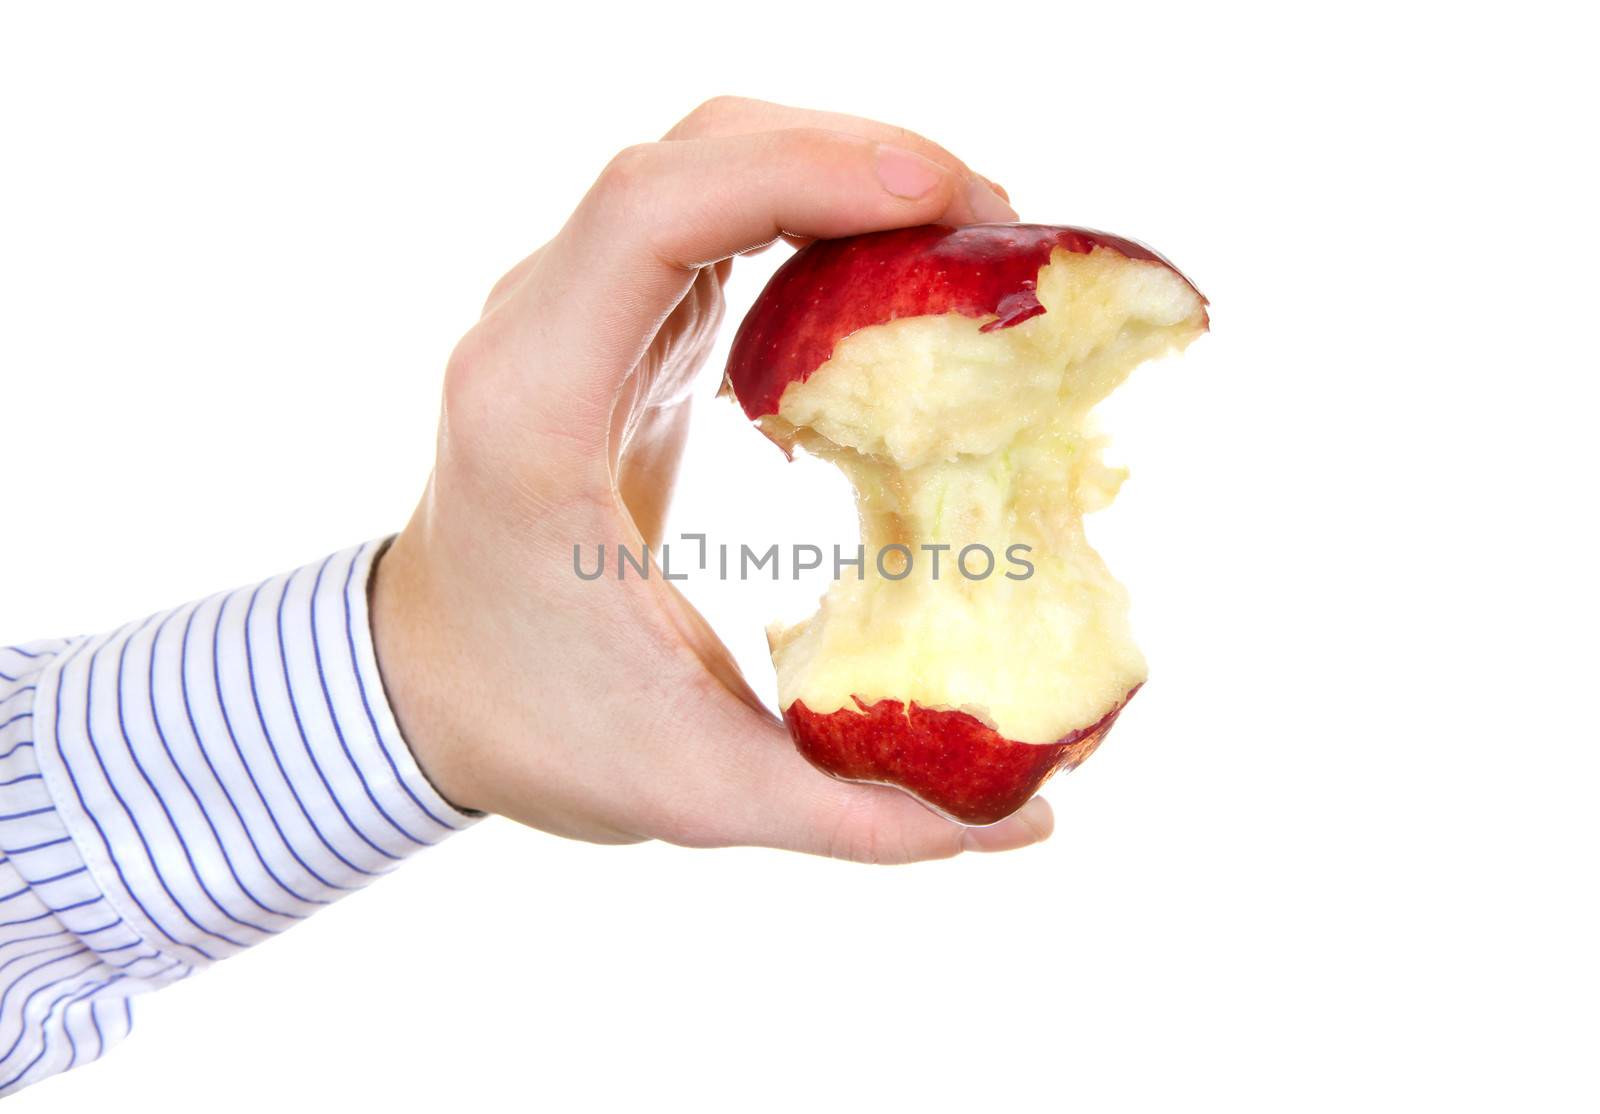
[{"xmin": 725, "ymin": 225, "xmax": 1207, "ymax": 824}]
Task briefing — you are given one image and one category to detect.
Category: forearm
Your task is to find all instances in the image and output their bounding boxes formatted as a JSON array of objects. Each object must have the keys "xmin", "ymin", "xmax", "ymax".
[{"xmin": 0, "ymin": 540, "xmax": 474, "ymax": 1096}]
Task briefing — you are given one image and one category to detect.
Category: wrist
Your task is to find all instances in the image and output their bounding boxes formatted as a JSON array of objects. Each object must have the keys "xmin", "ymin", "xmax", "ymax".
[{"xmin": 369, "ymin": 529, "xmax": 486, "ymax": 815}]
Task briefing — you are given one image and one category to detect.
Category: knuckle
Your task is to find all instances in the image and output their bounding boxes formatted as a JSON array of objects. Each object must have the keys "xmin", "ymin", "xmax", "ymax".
[
  {"xmin": 667, "ymin": 95, "xmax": 746, "ymax": 139},
  {"xmin": 441, "ymin": 324, "xmax": 496, "ymax": 430},
  {"xmin": 824, "ymin": 800, "xmax": 898, "ymax": 865},
  {"xmin": 481, "ymin": 257, "xmax": 532, "ymax": 316},
  {"xmin": 595, "ymin": 142, "xmax": 659, "ymax": 197},
  {"xmin": 825, "ymin": 797, "xmax": 964, "ymax": 865}
]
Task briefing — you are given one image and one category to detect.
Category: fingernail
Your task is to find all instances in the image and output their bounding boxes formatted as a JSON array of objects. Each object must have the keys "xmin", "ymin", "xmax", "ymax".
[
  {"xmin": 876, "ymin": 145, "xmax": 945, "ymax": 199},
  {"xmin": 983, "ymin": 177, "xmax": 1011, "ymax": 203},
  {"xmin": 967, "ymin": 177, "xmax": 1019, "ymax": 223}
]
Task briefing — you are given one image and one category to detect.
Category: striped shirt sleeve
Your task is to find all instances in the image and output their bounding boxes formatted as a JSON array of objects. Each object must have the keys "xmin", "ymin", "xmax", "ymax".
[{"xmin": 0, "ymin": 539, "xmax": 476, "ymax": 1096}]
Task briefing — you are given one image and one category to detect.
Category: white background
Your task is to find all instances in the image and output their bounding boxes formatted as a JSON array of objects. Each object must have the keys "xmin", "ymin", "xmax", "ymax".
[{"xmin": 3, "ymin": 2, "xmax": 1596, "ymax": 1111}]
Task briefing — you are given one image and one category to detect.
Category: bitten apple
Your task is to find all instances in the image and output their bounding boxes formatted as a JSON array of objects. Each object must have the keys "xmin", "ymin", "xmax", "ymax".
[{"xmin": 724, "ymin": 224, "xmax": 1207, "ymax": 826}]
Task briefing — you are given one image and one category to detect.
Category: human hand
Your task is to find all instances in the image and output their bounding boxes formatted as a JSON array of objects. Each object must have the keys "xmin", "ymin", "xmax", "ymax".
[{"xmin": 370, "ymin": 97, "xmax": 1052, "ymax": 861}]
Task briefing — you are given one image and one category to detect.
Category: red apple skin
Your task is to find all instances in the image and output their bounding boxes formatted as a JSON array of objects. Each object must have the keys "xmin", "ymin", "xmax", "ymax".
[
  {"xmin": 724, "ymin": 223, "xmax": 1206, "ymax": 421},
  {"xmin": 785, "ymin": 687, "xmax": 1139, "ymax": 827}
]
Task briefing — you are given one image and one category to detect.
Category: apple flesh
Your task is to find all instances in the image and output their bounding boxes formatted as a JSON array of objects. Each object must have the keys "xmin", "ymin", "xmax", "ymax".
[{"xmin": 724, "ymin": 224, "xmax": 1207, "ymax": 825}]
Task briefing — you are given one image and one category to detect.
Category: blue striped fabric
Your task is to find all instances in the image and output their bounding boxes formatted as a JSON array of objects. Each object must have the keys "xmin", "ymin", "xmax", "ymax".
[{"xmin": 0, "ymin": 540, "xmax": 474, "ymax": 1095}]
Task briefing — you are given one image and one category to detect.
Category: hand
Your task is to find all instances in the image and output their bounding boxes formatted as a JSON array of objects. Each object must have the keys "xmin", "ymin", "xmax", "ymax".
[{"xmin": 370, "ymin": 97, "xmax": 1052, "ymax": 862}]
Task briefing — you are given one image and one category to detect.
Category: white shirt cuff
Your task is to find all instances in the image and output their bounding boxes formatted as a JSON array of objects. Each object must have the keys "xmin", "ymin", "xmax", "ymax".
[{"xmin": 0, "ymin": 539, "xmax": 476, "ymax": 1094}]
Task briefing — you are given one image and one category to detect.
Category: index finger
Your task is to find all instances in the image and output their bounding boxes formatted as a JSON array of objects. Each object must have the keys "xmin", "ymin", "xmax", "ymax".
[
  {"xmin": 663, "ymin": 95, "xmax": 1006, "ymax": 197},
  {"xmin": 482, "ymin": 127, "xmax": 1017, "ymax": 431},
  {"xmin": 664, "ymin": 96, "xmax": 1011, "ymax": 256}
]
